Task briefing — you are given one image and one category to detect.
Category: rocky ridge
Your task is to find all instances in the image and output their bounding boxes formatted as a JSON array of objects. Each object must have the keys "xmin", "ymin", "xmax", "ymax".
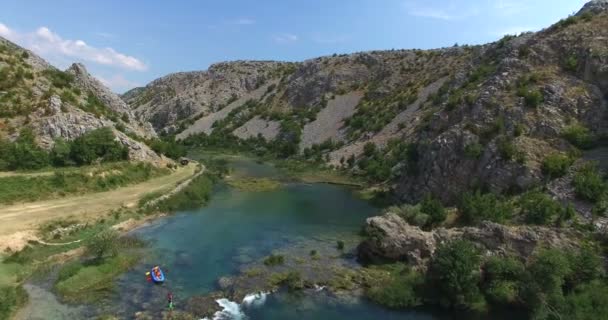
[
  {"xmin": 358, "ymin": 213, "xmax": 579, "ymax": 269},
  {"xmin": 0, "ymin": 36, "xmax": 166, "ymax": 166}
]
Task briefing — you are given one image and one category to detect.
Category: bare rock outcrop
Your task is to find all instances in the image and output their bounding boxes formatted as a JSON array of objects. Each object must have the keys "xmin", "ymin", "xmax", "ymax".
[{"xmin": 358, "ymin": 213, "xmax": 579, "ymax": 269}]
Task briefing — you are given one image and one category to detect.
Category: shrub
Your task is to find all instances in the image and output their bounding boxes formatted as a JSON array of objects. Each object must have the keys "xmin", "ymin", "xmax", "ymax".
[
  {"xmin": 542, "ymin": 154, "xmax": 573, "ymax": 178},
  {"xmin": 482, "ymin": 256, "xmax": 525, "ymax": 305},
  {"xmin": 428, "ymin": 240, "xmax": 484, "ymax": 309},
  {"xmin": 263, "ymin": 254, "xmax": 285, "ymax": 266},
  {"xmin": 520, "ymin": 191, "xmax": 564, "ymax": 225},
  {"xmin": 464, "ymin": 143, "xmax": 483, "ymax": 159},
  {"xmin": 363, "ymin": 142, "xmax": 377, "ymax": 157},
  {"xmin": 365, "ymin": 264, "xmax": 424, "ymax": 308},
  {"xmin": 336, "ymin": 240, "xmax": 345, "ymax": 250},
  {"xmin": 420, "ymin": 195, "xmax": 446, "ymax": 226},
  {"xmin": 70, "ymin": 127, "xmax": 128, "ymax": 165},
  {"xmin": 391, "ymin": 204, "xmax": 430, "ymax": 228},
  {"xmin": 50, "ymin": 138, "xmax": 73, "ymax": 166},
  {"xmin": 563, "ymin": 281, "xmax": 608, "ymax": 320},
  {"xmin": 43, "ymin": 69, "xmax": 74, "ymax": 89},
  {"xmin": 459, "ymin": 191, "xmax": 513, "ymax": 224},
  {"xmin": 525, "ymin": 249, "xmax": 571, "ymax": 318},
  {"xmin": 86, "ymin": 229, "xmax": 119, "ymax": 260},
  {"xmin": 0, "ymin": 285, "xmax": 27, "ymax": 320},
  {"xmin": 573, "ymin": 163, "xmax": 607, "ymax": 202},
  {"xmin": 497, "ymin": 138, "xmax": 517, "ymax": 161},
  {"xmin": 564, "ymin": 55, "xmax": 579, "ymax": 72},
  {"xmin": 562, "ymin": 124, "xmax": 594, "ymax": 149}
]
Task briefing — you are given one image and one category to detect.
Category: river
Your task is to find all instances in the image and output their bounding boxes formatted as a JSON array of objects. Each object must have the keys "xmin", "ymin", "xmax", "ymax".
[{"xmin": 20, "ymin": 157, "xmax": 515, "ymax": 319}]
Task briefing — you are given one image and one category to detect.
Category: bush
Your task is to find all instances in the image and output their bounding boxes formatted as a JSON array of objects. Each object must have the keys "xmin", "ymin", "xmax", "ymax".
[
  {"xmin": 43, "ymin": 69, "xmax": 74, "ymax": 89},
  {"xmin": 336, "ymin": 240, "xmax": 345, "ymax": 250},
  {"xmin": 428, "ymin": 240, "xmax": 483, "ymax": 309},
  {"xmin": 391, "ymin": 204, "xmax": 430, "ymax": 228},
  {"xmin": 497, "ymin": 137, "xmax": 518, "ymax": 161},
  {"xmin": 50, "ymin": 138, "xmax": 73, "ymax": 166},
  {"xmin": 542, "ymin": 154, "xmax": 572, "ymax": 178},
  {"xmin": 482, "ymin": 256, "xmax": 525, "ymax": 305},
  {"xmin": 86, "ymin": 229, "xmax": 119, "ymax": 260},
  {"xmin": 563, "ymin": 281, "xmax": 608, "ymax": 320},
  {"xmin": 363, "ymin": 142, "xmax": 377, "ymax": 157},
  {"xmin": 420, "ymin": 195, "xmax": 446, "ymax": 226},
  {"xmin": 520, "ymin": 190, "xmax": 564, "ymax": 225},
  {"xmin": 365, "ymin": 264, "xmax": 424, "ymax": 308},
  {"xmin": 459, "ymin": 191, "xmax": 512, "ymax": 224},
  {"xmin": 562, "ymin": 124, "xmax": 594, "ymax": 150},
  {"xmin": 464, "ymin": 143, "xmax": 483, "ymax": 159},
  {"xmin": 263, "ymin": 254, "xmax": 285, "ymax": 266},
  {"xmin": 0, "ymin": 285, "xmax": 27, "ymax": 320},
  {"xmin": 525, "ymin": 249, "xmax": 572, "ymax": 319},
  {"xmin": 564, "ymin": 55, "xmax": 579, "ymax": 72},
  {"xmin": 573, "ymin": 163, "xmax": 607, "ymax": 203},
  {"xmin": 70, "ymin": 128, "xmax": 128, "ymax": 165}
]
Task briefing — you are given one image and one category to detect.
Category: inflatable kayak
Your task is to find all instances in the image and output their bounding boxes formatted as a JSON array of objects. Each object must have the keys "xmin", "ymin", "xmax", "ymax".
[{"xmin": 150, "ymin": 266, "xmax": 165, "ymax": 283}]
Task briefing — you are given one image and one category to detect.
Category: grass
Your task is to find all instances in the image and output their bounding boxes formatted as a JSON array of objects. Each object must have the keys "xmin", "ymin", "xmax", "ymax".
[
  {"xmin": 226, "ymin": 177, "xmax": 281, "ymax": 192},
  {"xmin": 0, "ymin": 162, "xmax": 169, "ymax": 204},
  {"xmin": 54, "ymin": 253, "xmax": 140, "ymax": 302}
]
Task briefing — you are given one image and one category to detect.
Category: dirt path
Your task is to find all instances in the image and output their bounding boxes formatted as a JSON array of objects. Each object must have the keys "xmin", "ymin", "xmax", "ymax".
[{"xmin": 0, "ymin": 163, "xmax": 198, "ymax": 237}]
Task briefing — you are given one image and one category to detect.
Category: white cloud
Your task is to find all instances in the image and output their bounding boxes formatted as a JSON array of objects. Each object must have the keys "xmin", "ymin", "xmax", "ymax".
[
  {"xmin": 273, "ymin": 33, "xmax": 298, "ymax": 43},
  {"xmin": 231, "ymin": 18, "xmax": 256, "ymax": 25},
  {"xmin": 97, "ymin": 74, "xmax": 141, "ymax": 91},
  {"xmin": 0, "ymin": 23, "xmax": 147, "ymax": 71}
]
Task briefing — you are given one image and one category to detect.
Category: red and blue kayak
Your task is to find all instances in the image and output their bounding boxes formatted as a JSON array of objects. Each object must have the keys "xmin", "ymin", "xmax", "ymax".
[{"xmin": 150, "ymin": 266, "xmax": 165, "ymax": 283}]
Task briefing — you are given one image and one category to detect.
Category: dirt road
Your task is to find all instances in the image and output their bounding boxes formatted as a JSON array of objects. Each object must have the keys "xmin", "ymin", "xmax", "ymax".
[{"xmin": 0, "ymin": 163, "xmax": 198, "ymax": 236}]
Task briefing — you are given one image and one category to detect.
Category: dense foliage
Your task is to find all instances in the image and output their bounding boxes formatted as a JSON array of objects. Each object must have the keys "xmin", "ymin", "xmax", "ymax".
[
  {"xmin": 459, "ymin": 190, "xmax": 512, "ymax": 224},
  {"xmin": 0, "ymin": 127, "xmax": 128, "ymax": 170},
  {"xmin": 573, "ymin": 163, "xmax": 607, "ymax": 203}
]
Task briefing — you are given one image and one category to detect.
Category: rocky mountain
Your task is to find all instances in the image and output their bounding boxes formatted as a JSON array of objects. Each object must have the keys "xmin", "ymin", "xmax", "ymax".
[
  {"xmin": 0, "ymin": 36, "xmax": 166, "ymax": 165},
  {"xmin": 125, "ymin": 1, "xmax": 608, "ymax": 203}
]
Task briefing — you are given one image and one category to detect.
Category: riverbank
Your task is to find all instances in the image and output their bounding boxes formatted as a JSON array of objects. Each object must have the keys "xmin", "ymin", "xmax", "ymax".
[{"xmin": 0, "ymin": 162, "xmax": 204, "ymax": 320}]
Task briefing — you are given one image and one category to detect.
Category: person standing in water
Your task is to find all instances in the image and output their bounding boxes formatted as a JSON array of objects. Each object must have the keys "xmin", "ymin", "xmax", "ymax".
[{"xmin": 167, "ymin": 292, "xmax": 174, "ymax": 310}]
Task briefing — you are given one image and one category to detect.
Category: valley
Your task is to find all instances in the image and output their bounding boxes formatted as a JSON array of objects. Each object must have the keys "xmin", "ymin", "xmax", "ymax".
[{"xmin": 0, "ymin": 1, "xmax": 607, "ymax": 320}]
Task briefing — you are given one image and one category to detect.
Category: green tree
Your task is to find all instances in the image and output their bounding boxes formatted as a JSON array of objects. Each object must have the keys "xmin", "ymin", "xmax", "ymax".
[
  {"xmin": 428, "ymin": 240, "xmax": 484, "ymax": 309},
  {"xmin": 69, "ymin": 128, "xmax": 128, "ymax": 165},
  {"xmin": 525, "ymin": 249, "xmax": 571, "ymax": 320},
  {"xmin": 520, "ymin": 191, "xmax": 563, "ymax": 225},
  {"xmin": 86, "ymin": 229, "xmax": 119, "ymax": 260},
  {"xmin": 459, "ymin": 191, "xmax": 513, "ymax": 224},
  {"xmin": 50, "ymin": 138, "xmax": 73, "ymax": 166},
  {"xmin": 482, "ymin": 256, "xmax": 525, "ymax": 305},
  {"xmin": 420, "ymin": 194, "xmax": 446, "ymax": 226}
]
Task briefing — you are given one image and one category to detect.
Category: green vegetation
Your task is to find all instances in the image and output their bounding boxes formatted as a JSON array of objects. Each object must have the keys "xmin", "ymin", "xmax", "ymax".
[
  {"xmin": 226, "ymin": 177, "xmax": 281, "ymax": 192},
  {"xmin": 0, "ymin": 285, "xmax": 27, "ymax": 320},
  {"xmin": 420, "ymin": 195, "xmax": 446, "ymax": 226},
  {"xmin": 427, "ymin": 240, "xmax": 484, "ymax": 310},
  {"xmin": 364, "ymin": 264, "xmax": 424, "ymax": 308},
  {"xmin": 464, "ymin": 143, "xmax": 483, "ymax": 159},
  {"xmin": 542, "ymin": 153, "xmax": 573, "ymax": 178},
  {"xmin": 42, "ymin": 69, "xmax": 74, "ymax": 89},
  {"xmin": 388, "ymin": 195, "xmax": 446, "ymax": 229},
  {"xmin": 482, "ymin": 256, "xmax": 525, "ymax": 305},
  {"xmin": 143, "ymin": 171, "xmax": 215, "ymax": 212},
  {"xmin": 86, "ymin": 229, "xmax": 119, "ymax": 260},
  {"xmin": 345, "ymin": 85, "xmax": 418, "ymax": 139},
  {"xmin": 148, "ymin": 136, "xmax": 187, "ymax": 160},
  {"xmin": 573, "ymin": 163, "xmax": 607, "ymax": 203},
  {"xmin": 55, "ymin": 248, "xmax": 141, "ymax": 302},
  {"xmin": 0, "ymin": 162, "xmax": 167, "ymax": 204},
  {"xmin": 562, "ymin": 124, "xmax": 594, "ymax": 150},
  {"xmin": 516, "ymin": 73, "xmax": 544, "ymax": 108},
  {"xmin": 459, "ymin": 191, "xmax": 513, "ymax": 224},
  {"xmin": 519, "ymin": 190, "xmax": 567, "ymax": 225},
  {"xmin": 0, "ymin": 127, "xmax": 128, "ymax": 171},
  {"xmin": 356, "ymin": 139, "xmax": 419, "ymax": 182},
  {"xmin": 336, "ymin": 240, "xmax": 345, "ymax": 250},
  {"xmin": 263, "ymin": 254, "xmax": 285, "ymax": 266}
]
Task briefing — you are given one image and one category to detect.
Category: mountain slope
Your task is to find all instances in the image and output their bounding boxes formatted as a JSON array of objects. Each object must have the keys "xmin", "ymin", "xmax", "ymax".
[
  {"xmin": 0, "ymin": 36, "xmax": 166, "ymax": 166},
  {"xmin": 125, "ymin": 1, "xmax": 608, "ymax": 204}
]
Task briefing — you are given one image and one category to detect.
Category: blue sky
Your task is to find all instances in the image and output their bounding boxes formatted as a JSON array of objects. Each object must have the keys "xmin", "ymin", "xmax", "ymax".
[{"xmin": 0, "ymin": 0, "xmax": 589, "ymax": 93}]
